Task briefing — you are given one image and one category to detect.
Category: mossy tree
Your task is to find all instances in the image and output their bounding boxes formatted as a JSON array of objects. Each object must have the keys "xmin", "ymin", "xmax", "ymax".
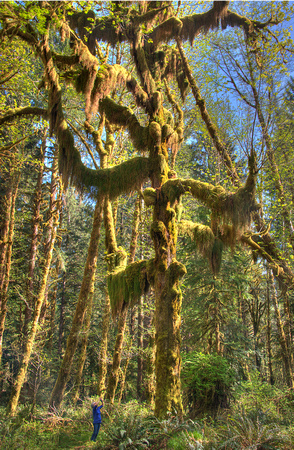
[{"xmin": 0, "ymin": 1, "xmax": 287, "ymax": 417}]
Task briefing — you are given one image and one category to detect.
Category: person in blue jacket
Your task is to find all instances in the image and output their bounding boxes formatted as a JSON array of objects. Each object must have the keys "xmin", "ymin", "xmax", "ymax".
[{"xmin": 90, "ymin": 397, "xmax": 104, "ymax": 442}]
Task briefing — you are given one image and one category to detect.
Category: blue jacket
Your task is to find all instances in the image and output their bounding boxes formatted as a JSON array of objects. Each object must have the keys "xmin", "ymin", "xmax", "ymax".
[{"xmin": 92, "ymin": 404, "xmax": 103, "ymax": 424}]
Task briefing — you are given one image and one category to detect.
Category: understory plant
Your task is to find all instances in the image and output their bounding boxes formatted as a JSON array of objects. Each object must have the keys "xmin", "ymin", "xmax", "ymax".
[{"xmin": 182, "ymin": 352, "xmax": 235, "ymax": 418}]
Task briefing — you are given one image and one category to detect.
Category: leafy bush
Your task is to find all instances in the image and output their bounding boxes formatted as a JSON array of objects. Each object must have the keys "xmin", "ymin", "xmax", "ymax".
[{"xmin": 182, "ymin": 352, "xmax": 235, "ymax": 418}]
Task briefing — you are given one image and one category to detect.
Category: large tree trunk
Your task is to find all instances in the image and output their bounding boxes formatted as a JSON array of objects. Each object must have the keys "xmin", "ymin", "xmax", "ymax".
[
  {"xmin": 97, "ymin": 197, "xmax": 115, "ymax": 398},
  {"xmin": 6, "ymin": 160, "xmax": 61, "ymax": 415},
  {"xmin": 0, "ymin": 172, "xmax": 20, "ymax": 365},
  {"xmin": 49, "ymin": 197, "xmax": 104, "ymax": 408},
  {"xmin": 152, "ymin": 186, "xmax": 186, "ymax": 418}
]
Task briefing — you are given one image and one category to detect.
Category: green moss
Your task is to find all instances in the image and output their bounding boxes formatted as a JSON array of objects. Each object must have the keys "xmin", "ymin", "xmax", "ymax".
[
  {"xmin": 162, "ymin": 179, "xmax": 186, "ymax": 206},
  {"xmin": 107, "ymin": 260, "xmax": 151, "ymax": 318},
  {"xmin": 149, "ymin": 154, "xmax": 169, "ymax": 186},
  {"xmin": 148, "ymin": 121, "xmax": 162, "ymax": 147},
  {"xmin": 143, "ymin": 187, "xmax": 157, "ymax": 207},
  {"xmin": 179, "ymin": 220, "xmax": 223, "ymax": 274},
  {"xmin": 151, "ymin": 220, "xmax": 168, "ymax": 245},
  {"xmin": 105, "ymin": 247, "xmax": 127, "ymax": 272},
  {"xmin": 100, "ymin": 97, "xmax": 149, "ymax": 152}
]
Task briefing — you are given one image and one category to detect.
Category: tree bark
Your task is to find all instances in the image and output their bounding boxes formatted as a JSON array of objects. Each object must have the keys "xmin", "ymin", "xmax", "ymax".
[
  {"xmin": 106, "ymin": 306, "xmax": 128, "ymax": 403},
  {"xmin": 23, "ymin": 133, "xmax": 46, "ymax": 338},
  {"xmin": 6, "ymin": 161, "xmax": 61, "ymax": 415},
  {"xmin": 270, "ymin": 270, "xmax": 294, "ymax": 388},
  {"xmin": 49, "ymin": 196, "xmax": 104, "ymax": 408},
  {"xmin": 71, "ymin": 291, "xmax": 93, "ymax": 405},
  {"xmin": 0, "ymin": 172, "xmax": 20, "ymax": 365},
  {"xmin": 137, "ymin": 294, "xmax": 144, "ymax": 400}
]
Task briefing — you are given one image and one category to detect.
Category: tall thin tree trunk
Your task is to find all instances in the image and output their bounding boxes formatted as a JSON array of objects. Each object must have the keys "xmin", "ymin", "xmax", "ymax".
[
  {"xmin": 0, "ymin": 172, "xmax": 20, "ymax": 365},
  {"xmin": 270, "ymin": 270, "xmax": 294, "ymax": 388},
  {"xmin": 106, "ymin": 306, "xmax": 128, "ymax": 403},
  {"xmin": 266, "ymin": 271, "xmax": 274, "ymax": 385},
  {"xmin": 48, "ymin": 206, "xmax": 63, "ymax": 350},
  {"xmin": 97, "ymin": 289, "xmax": 111, "ymax": 397},
  {"xmin": 71, "ymin": 291, "xmax": 94, "ymax": 404},
  {"xmin": 6, "ymin": 162, "xmax": 61, "ymax": 415},
  {"xmin": 106, "ymin": 194, "xmax": 141, "ymax": 403},
  {"xmin": 118, "ymin": 335, "xmax": 133, "ymax": 405},
  {"xmin": 137, "ymin": 294, "xmax": 144, "ymax": 400},
  {"xmin": 49, "ymin": 197, "xmax": 104, "ymax": 408},
  {"xmin": 58, "ymin": 272, "xmax": 66, "ymax": 356},
  {"xmin": 23, "ymin": 133, "xmax": 46, "ymax": 338},
  {"xmin": 144, "ymin": 308, "xmax": 155, "ymax": 405}
]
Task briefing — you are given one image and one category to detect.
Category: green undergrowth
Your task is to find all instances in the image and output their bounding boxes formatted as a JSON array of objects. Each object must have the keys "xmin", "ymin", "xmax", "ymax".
[{"xmin": 0, "ymin": 384, "xmax": 293, "ymax": 449}]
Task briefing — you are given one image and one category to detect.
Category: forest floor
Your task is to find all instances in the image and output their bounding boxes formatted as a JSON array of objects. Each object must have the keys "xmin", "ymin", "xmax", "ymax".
[{"xmin": 1, "ymin": 392, "xmax": 294, "ymax": 449}]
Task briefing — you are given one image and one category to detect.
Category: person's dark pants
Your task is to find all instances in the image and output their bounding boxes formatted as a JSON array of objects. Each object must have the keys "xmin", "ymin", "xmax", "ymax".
[{"xmin": 91, "ymin": 422, "xmax": 101, "ymax": 441}]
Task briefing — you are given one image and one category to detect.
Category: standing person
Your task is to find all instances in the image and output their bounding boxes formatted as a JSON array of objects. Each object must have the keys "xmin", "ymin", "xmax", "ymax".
[{"xmin": 90, "ymin": 397, "xmax": 104, "ymax": 442}]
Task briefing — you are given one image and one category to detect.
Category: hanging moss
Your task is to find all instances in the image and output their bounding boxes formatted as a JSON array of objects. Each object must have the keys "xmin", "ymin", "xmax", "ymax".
[
  {"xmin": 176, "ymin": 178, "xmax": 260, "ymax": 236},
  {"xmin": 58, "ymin": 116, "xmax": 150, "ymax": 197},
  {"xmin": 150, "ymin": 17, "xmax": 183, "ymax": 48},
  {"xmin": 179, "ymin": 220, "xmax": 215, "ymax": 256},
  {"xmin": 100, "ymin": 97, "xmax": 149, "ymax": 152},
  {"xmin": 143, "ymin": 187, "xmax": 157, "ymax": 207},
  {"xmin": 178, "ymin": 220, "xmax": 223, "ymax": 274},
  {"xmin": 107, "ymin": 260, "xmax": 151, "ymax": 319},
  {"xmin": 162, "ymin": 178, "xmax": 186, "ymax": 206},
  {"xmin": 68, "ymin": 10, "xmax": 97, "ymax": 55}
]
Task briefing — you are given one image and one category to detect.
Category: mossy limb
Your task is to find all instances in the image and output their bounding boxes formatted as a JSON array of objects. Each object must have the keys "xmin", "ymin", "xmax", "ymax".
[
  {"xmin": 143, "ymin": 187, "xmax": 157, "ymax": 207},
  {"xmin": 107, "ymin": 260, "xmax": 151, "ymax": 318}
]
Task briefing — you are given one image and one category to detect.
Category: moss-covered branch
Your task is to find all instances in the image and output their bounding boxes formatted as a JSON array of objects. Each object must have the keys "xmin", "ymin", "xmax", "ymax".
[
  {"xmin": 65, "ymin": 31, "xmax": 152, "ymax": 118},
  {"xmin": 99, "ymin": 97, "xmax": 150, "ymax": 152},
  {"xmin": 67, "ymin": 3, "xmax": 173, "ymax": 50},
  {"xmin": 0, "ymin": 107, "xmax": 48, "ymax": 125},
  {"xmin": 162, "ymin": 172, "xmax": 259, "ymax": 232},
  {"xmin": 149, "ymin": 1, "xmax": 277, "ymax": 48},
  {"xmin": 107, "ymin": 260, "xmax": 152, "ymax": 319}
]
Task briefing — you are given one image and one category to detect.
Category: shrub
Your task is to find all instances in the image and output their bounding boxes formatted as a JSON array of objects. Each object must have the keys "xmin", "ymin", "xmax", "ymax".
[{"xmin": 181, "ymin": 352, "xmax": 235, "ymax": 418}]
